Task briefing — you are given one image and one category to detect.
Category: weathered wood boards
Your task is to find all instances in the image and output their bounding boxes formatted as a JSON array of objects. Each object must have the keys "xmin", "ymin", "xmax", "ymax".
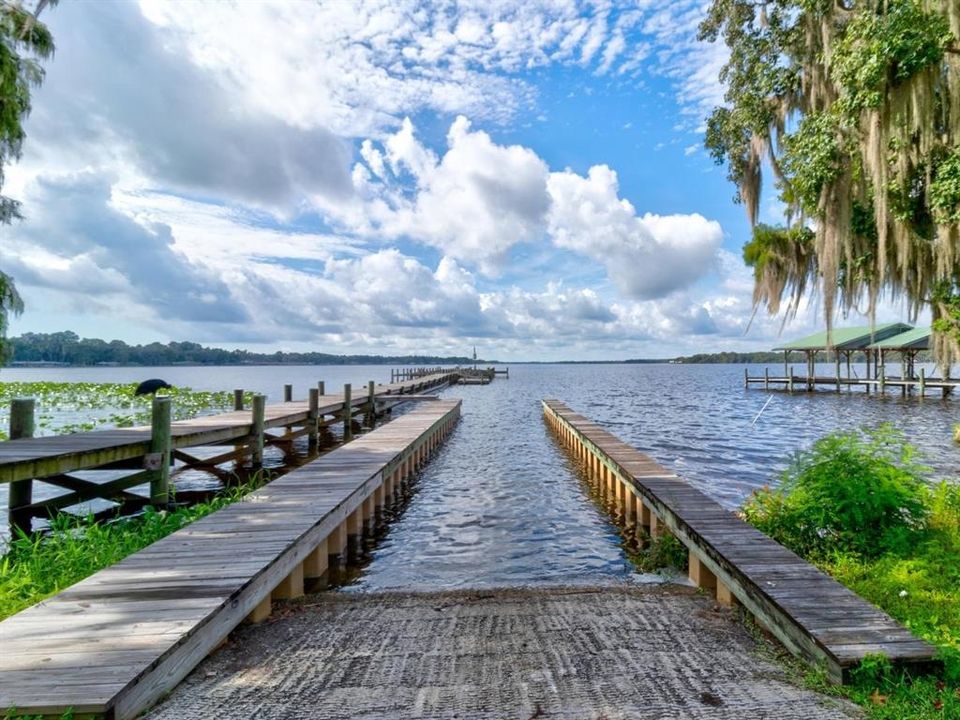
[
  {"xmin": 542, "ymin": 399, "xmax": 939, "ymax": 684},
  {"xmin": 0, "ymin": 372, "xmax": 458, "ymax": 486},
  {"xmin": 0, "ymin": 400, "xmax": 461, "ymax": 719}
]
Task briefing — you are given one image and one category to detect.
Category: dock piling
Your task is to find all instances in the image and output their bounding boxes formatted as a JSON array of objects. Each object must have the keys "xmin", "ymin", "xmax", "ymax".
[
  {"xmin": 233, "ymin": 389, "xmax": 244, "ymax": 411},
  {"xmin": 148, "ymin": 397, "xmax": 172, "ymax": 506},
  {"xmin": 318, "ymin": 380, "xmax": 325, "ymax": 396},
  {"xmin": 284, "ymin": 384, "xmax": 293, "ymax": 402},
  {"xmin": 8, "ymin": 398, "xmax": 36, "ymax": 536},
  {"xmin": 308, "ymin": 388, "xmax": 319, "ymax": 450},
  {"xmin": 343, "ymin": 384, "xmax": 353, "ymax": 440},
  {"xmin": 251, "ymin": 394, "xmax": 266, "ymax": 466}
]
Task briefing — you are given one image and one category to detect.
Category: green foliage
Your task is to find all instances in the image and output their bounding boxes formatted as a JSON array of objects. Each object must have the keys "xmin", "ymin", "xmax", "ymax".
[
  {"xmin": 744, "ymin": 424, "xmax": 930, "ymax": 558},
  {"xmin": 0, "ymin": 381, "xmax": 250, "ymax": 439},
  {"xmin": 629, "ymin": 532, "xmax": 688, "ymax": 574},
  {"xmin": 742, "ymin": 223, "xmax": 815, "ymax": 279},
  {"xmin": 0, "ymin": 475, "xmax": 270, "ymax": 620},
  {"xmin": 831, "ymin": 1, "xmax": 953, "ymax": 114},
  {"xmin": 930, "ymin": 149, "xmax": 960, "ymax": 225},
  {"xmin": 6, "ymin": 330, "xmax": 480, "ymax": 366},
  {"xmin": 746, "ymin": 430, "xmax": 960, "ymax": 717},
  {"xmin": 780, "ymin": 112, "xmax": 843, "ymax": 214}
]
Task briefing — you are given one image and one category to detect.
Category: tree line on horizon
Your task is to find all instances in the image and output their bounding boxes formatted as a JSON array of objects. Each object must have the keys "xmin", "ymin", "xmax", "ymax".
[{"xmin": 4, "ymin": 331, "xmax": 480, "ymax": 367}]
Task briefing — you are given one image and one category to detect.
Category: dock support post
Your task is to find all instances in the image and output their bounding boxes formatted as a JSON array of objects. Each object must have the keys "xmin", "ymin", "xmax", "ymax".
[
  {"xmin": 328, "ymin": 523, "xmax": 347, "ymax": 576},
  {"xmin": 688, "ymin": 553, "xmax": 717, "ymax": 592},
  {"xmin": 743, "ymin": 367, "xmax": 748, "ymax": 388},
  {"xmin": 764, "ymin": 368, "xmax": 769, "ymax": 390},
  {"xmin": 920, "ymin": 368, "xmax": 926, "ymax": 397},
  {"xmin": 342, "ymin": 383, "xmax": 353, "ymax": 441},
  {"xmin": 246, "ymin": 595, "xmax": 272, "ymax": 624},
  {"xmin": 318, "ymin": 380, "xmax": 325, "ymax": 396},
  {"xmin": 835, "ymin": 354, "xmax": 841, "ymax": 393},
  {"xmin": 367, "ymin": 380, "xmax": 375, "ymax": 425},
  {"xmin": 233, "ymin": 389, "xmax": 245, "ymax": 411},
  {"xmin": 8, "ymin": 398, "xmax": 36, "ymax": 537},
  {"xmin": 308, "ymin": 388, "xmax": 319, "ymax": 450},
  {"xmin": 716, "ymin": 579, "xmax": 738, "ymax": 607},
  {"xmin": 272, "ymin": 562, "xmax": 304, "ymax": 600},
  {"xmin": 879, "ymin": 366, "xmax": 886, "ymax": 394},
  {"xmin": 284, "ymin": 384, "xmax": 293, "ymax": 402},
  {"xmin": 251, "ymin": 394, "xmax": 266, "ymax": 466},
  {"xmin": 304, "ymin": 538, "xmax": 329, "ymax": 589},
  {"xmin": 787, "ymin": 369, "xmax": 794, "ymax": 394},
  {"xmin": 346, "ymin": 508, "xmax": 363, "ymax": 564},
  {"xmin": 149, "ymin": 396, "xmax": 172, "ymax": 507}
]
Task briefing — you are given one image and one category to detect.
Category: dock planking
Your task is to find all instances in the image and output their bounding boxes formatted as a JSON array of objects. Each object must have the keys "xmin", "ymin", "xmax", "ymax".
[
  {"xmin": 0, "ymin": 372, "xmax": 457, "ymax": 486},
  {"xmin": 542, "ymin": 399, "xmax": 939, "ymax": 683},
  {"xmin": 0, "ymin": 399, "xmax": 461, "ymax": 719}
]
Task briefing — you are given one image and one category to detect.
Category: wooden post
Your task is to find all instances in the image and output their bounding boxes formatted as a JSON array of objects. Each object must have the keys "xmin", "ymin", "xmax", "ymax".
[
  {"xmin": 367, "ymin": 380, "xmax": 375, "ymax": 424},
  {"xmin": 764, "ymin": 367, "xmax": 769, "ymax": 390},
  {"xmin": 233, "ymin": 389, "xmax": 244, "ymax": 411},
  {"xmin": 879, "ymin": 365, "xmax": 886, "ymax": 394},
  {"xmin": 743, "ymin": 367, "xmax": 748, "ymax": 388},
  {"xmin": 343, "ymin": 383, "xmax": 353, "ymax": 441},
  {"xmin": 149, "ymin": 397, "xmax": 172, "ymax": 506},
  {"xmin": 318, "ymin": 380, "xmax": 325, "ymax": 396},
  {"xmin": 284, "ymin": 384, "xmax": 293, "ymax": 402},
  {"xmin": 8, "ymin": 398, "xmax": 36, "ymax": 537},
  {"xmin": 783, "ymin": 350, "xmax": 788, "ymax": 379},
  {"xmin": 835, "ymin": 353, "xmax": 841, "ymax": 393},
  {"xmin": 919, "ymin": 367, "xmax": 926, "ymax": 396},
  {"xmin": 308, "ymin": 388, "xmax": 319, "ymax": 450},
  {"xmin": 304, "ymin": 538, "xmax": 329, "ymax": 589},
  {"xmin": 251, "ymin": 394, "xmax": 266, "ymax": 466},
  {"xmin": 787, "ymin": 367, "xmax": 794, "ymax": 393}
]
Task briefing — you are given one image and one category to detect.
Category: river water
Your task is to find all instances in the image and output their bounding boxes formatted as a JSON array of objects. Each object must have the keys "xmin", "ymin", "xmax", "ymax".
[{"xmin": 1, "ymin": 363, "xmax": 957, "ymax": 589}]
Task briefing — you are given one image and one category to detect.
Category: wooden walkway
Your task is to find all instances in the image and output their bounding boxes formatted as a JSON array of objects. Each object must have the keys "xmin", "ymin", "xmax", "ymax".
[
  {"xmin": 542, "ymin": 399, "xmax": 938, "ymax": 684},
  {"xmin": 0, "ymin": 372, "xmax": 457, "ymax": 485},
  {"xmin": 0, "ymin": 399, "xmax": 461, "ymax": 719}
]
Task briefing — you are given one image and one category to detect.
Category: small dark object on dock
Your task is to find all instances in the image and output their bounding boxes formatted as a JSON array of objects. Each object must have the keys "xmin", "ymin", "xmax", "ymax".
[
  {"xmin": 699, "ymin": 691, "xmax": 724, "ymax": 707},
  {"xmin": 134, "ymin": 379, "xmax": 173, "ymax": 396}
]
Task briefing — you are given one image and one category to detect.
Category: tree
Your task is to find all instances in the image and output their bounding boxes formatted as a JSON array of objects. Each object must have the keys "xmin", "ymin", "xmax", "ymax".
[
  {"xmin": 0, "ymin": 0, "xmax": 56, "ymax": 355},
  {"xmin": 701, "ymin": 1, "xmax": 960, "ymax": 365}
]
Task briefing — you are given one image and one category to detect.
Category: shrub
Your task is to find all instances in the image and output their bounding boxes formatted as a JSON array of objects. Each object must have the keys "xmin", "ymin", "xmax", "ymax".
[{"xmin": 743, "ymin": 424, "xmax": 930, "ymax": 558}]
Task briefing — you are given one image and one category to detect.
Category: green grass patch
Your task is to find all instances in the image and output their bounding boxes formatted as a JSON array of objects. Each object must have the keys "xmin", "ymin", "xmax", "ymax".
[
  {"xmin": 744, "ymin": 424, "xmax": 960, "ymax": 718},
  {"xmin": 0, "ymin": 475, "xmax": 269, "ymax": 621}
]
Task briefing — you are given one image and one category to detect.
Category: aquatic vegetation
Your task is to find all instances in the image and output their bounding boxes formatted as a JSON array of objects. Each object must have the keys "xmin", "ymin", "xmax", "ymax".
[
  {"xmin": 0, "ymin": 381, "xmax": 250, "ymax": 439},
  {"xmin": 744, "ymin": 428, "xmax": 960, "ymax": 718}
]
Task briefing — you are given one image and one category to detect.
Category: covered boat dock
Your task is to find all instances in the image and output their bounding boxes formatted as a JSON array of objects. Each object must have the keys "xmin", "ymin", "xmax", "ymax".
[{"xmin": 745, "ymin": 324, "xmax": 958, "ymax": 397}]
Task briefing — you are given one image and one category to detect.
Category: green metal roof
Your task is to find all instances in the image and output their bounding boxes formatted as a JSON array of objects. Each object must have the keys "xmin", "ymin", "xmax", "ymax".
[
  {"xmin": 772, "ymin": 323, "xmax": 913, "ymax": 351},
  {"xmin": 866, "ymin": 326, "xmax": 931, "ymax": 351}
]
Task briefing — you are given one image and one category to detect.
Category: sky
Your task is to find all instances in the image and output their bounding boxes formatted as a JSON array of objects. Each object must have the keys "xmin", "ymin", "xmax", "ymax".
[{"xmin": 3, "ymin": 0, "xmax": 919, "ymax": 361}]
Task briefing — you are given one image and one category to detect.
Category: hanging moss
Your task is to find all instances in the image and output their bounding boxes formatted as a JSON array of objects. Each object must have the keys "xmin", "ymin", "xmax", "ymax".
[{"xmin": 702, "ymin": 0, "xmax": 960, "ymax": 368}]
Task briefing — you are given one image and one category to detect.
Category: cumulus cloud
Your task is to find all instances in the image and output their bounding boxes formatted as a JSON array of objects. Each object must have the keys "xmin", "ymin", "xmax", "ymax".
[
  {"xmin": 547, "ymin": 165, "xmax": 723, "ymax": 299},
  {"xmin": 4, "ymin": 175, "xmax": 248, "ymax": 324},
  {"xmin": 21, "ymin": 1, "xmax": 353, "ymax": 212}
]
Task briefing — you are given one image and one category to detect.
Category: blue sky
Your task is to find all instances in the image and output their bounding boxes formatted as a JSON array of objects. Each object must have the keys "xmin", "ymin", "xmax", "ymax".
[{"xmin": 3, "ymin": 0, "xmax": 911, "ymax": 360}]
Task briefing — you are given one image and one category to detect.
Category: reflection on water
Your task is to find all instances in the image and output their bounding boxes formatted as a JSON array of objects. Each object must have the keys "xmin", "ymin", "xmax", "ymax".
[{"xmin": 1, "ymin": 363, "xmax": 957, "ymax": 589}]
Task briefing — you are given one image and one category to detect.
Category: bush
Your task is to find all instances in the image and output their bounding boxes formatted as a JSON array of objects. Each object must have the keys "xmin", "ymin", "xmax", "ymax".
[{"xmin": 743, "ymin": 424, "xmax": 930, "ymax": 558}]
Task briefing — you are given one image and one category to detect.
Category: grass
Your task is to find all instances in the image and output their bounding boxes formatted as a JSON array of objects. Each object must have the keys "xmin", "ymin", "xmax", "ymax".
[
  {"xmin": 744, "ymin": 425, "xmax": 960, "ymax": 719},
  {"xmin": 0, "ymin": 474, "xmax": 269, "ymax": 622}
]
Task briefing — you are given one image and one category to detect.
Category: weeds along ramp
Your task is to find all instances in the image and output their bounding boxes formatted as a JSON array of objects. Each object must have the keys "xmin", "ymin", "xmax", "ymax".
[{"xmin": 144, "ymin": 586, "xmax": 858, "ymax": 720}]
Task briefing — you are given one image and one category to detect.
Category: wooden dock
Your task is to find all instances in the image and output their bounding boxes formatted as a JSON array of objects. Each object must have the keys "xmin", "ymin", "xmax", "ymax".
[
  {"xmin": 2, "ymin": 371, "xmax": 459, "ymax": 534},
  {"xmin": 542, "ymin": 399, "xmax": 939, "ymax": 683},
  {"xmin": 0, "ymin": 399, "xmax": 461, "ymax": 719},
  {"xmin": 745, "ymin": 367, "xmax": 960, "ymax": 397}
]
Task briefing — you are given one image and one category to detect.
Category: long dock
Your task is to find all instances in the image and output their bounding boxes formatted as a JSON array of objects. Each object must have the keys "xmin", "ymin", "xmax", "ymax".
[
  {"xmin": 542, "ymin": 399, "xmax": 938, "ymax": 683},
  {"xmin": 1, "ymin": 371, "xmax": 458, "ymax": 533},
  {"xmin": 0, "ymin": 399, "xmax": 461, "ymax": 719},
  {"xmin": 745, "ymin": 367, "xmax": 960, "ymax": 397}
]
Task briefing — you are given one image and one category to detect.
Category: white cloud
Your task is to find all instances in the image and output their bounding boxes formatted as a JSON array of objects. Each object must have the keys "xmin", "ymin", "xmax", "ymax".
[{"xmin": 546, "ymin": 165, "xmax": 723, "ymax": 299}]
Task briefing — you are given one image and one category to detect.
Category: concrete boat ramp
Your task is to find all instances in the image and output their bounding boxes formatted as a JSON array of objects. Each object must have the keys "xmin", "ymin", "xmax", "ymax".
[{"xmin": 145, "ymin": 586, "xmax": 858, "ymax": 720}]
